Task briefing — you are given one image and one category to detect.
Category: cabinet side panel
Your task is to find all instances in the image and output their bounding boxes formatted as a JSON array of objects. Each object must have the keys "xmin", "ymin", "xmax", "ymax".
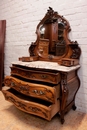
[{"xmin": 66, "ymin": 77, "xmax": 79, "ymax": 105}]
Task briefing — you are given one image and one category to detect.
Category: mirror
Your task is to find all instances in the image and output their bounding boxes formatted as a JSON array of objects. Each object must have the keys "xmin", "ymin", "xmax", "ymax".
[
  {"xmin": 39, "ymin": 20, "xmax": 66, "ymax": 56},
  {"xmin": 35, "ymin": 7, "xmax": 71, "ymax": 59}
]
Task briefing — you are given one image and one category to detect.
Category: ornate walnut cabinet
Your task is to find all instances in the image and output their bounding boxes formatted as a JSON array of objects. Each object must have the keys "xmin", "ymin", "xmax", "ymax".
[{"xmin": 2, "ymin": 7, "xmax": 81, "ymax": 124}]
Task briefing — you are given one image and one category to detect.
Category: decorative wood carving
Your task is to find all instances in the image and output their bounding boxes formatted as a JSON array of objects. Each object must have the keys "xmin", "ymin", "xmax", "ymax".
[
  {"xmin": 19, "ymin": 7, "xmax": 81, "ymax": 67},
  {"xmin": 10, "ymin": 66, "xmax": 61, "ymax": 84},
  {"xmin": 4, "ymin": 76, "xmax": 60, "ymax": 103},
  {"xmin": 60, "ymin": 70, "xmax": 80, "ymax": 124},
  {"xmin": 69, "ymin": 41, "xmax": 81, "ymax": 59},
  {"xmin": 29, "ymin": 42, "xmax": 37, "ymax": 56},
  {"xmin": 2, "ymin": 89, "xmax": 60, "ymax": 121},
  {"xmin": 3, "ymin": 91, "xmax": 49, "ymax": 119}
]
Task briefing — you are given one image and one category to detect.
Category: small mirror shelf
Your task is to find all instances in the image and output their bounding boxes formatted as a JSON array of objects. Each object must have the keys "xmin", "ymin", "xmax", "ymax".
[{"xmin": 19, "ymin": 7, "xmax": 81, "ymax": 67}]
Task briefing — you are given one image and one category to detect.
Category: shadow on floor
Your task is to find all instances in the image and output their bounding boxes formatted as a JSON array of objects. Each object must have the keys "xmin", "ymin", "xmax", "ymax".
[{"xmin": 2, "ymin": 104, "xmax": 86, "ymax": 130}]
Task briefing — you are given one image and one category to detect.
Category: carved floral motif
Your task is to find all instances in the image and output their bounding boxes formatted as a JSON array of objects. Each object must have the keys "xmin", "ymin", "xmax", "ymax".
[{"xmin": 3, "ymin": 92, "xmax": 48, "ymax": 119}]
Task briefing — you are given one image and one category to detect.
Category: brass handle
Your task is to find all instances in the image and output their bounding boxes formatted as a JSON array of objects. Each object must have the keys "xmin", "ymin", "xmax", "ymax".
[
  {"xmin": 29, "ymin": 106, "xmax": 38, "ymax": 112},
  {"xmin": 39, "ymin": 90, "xmax": 44, "ymax": 95},
  {"xmin": 11, "ymin": 82, "xmax": 15, "ymax": 87},
  {"xmin": 41, "ymin": 75, "xmax": 47, "ymax": 79},
  {"xmin": 33, "ymin": 90, "xmax": 45, "ymax": 95},
  {"xmin": 33, "ymin": 90, "xmax": 38, "ymax": 94}
]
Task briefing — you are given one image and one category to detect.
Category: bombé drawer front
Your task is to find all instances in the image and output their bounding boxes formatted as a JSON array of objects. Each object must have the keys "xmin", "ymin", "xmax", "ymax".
[
  {"xmin": 2, "ymin": 88, "xmax": 60, "ymax": 121},
  {"xmin": 10, "ymin": 66, "xmax": 61, "ymax": 84},
  {"xmin": 4, "ymin": 76, "xmax": 60, "ymax": 103}
]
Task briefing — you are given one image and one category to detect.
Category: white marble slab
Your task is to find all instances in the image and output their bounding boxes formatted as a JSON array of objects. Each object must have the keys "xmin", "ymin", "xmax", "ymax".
[{"xmin": 12, "ymin": 61, "xmax": 80, "ymax": 72}]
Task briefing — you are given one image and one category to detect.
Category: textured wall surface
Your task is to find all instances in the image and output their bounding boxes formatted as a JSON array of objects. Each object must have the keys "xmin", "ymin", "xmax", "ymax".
[{"xmin": 0, "ymin": 0, "xmax": 87, "ymax": 113}]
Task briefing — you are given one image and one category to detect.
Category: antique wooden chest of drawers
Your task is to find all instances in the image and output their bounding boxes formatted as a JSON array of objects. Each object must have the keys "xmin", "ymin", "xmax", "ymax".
[
  {"xmin": 2, "ymin": 7, "xmax": 81, "ymax": 124},
  {"xmin": 2, "ymin": 61, "xmax": 80, "ymax": 124}
]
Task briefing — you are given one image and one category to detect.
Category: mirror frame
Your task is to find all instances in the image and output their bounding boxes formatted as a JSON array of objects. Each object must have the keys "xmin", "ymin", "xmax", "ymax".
[
  {"xmin": 19, "ymin": 7, "xmax": 81, "ymax": 66},
  {"xmin": 37, "ymin": 7, "xmax": 70, "ymax": 59}
]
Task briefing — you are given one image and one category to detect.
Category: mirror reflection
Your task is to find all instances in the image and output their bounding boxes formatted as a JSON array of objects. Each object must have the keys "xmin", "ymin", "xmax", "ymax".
[{"xmin": 39, "ymin": 19, "xmax": 66, "ymax": 56}]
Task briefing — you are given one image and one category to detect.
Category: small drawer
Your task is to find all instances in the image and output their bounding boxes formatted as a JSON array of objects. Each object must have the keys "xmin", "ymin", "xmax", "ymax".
[
  {"xmin": 4, "ymin": 76, "xmax": 60, "ymax": 103},
  {"xmin": 10, "ymin": 66, "xmax": 61, "ymax": 84},
  {"xmin": 2, "ymin": 88, "xmax": 60, "ymax": 121}
]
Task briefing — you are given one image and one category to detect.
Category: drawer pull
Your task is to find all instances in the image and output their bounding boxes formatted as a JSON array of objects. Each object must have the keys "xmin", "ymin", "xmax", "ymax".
[
  {"xmin": 41, "ymin": 75, "xmax": 47, "ymax": 79},
  {"xmin": 33, "ymin": 90, "xmax": 38, "ymax": 94},
  {"xmin": 29, "ymin": 106, "xmax": 39, "ymax": 112},
  {"xmin": 33, "ymin": 90, "xmax": 45, "ymax": 95},
  {"xmin": 39, "ymin": 90, "xmax": 44, "ymax": 95},
  {"xmin": 11, "ymin": 82, "xmax": 15, "ymax": 87}
]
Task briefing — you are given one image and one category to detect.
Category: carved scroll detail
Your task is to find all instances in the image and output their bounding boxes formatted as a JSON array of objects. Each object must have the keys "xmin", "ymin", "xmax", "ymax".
[
  {"xmin": 70, "ymin": 41, "xmax": 81, "ymax": 59},
  {"xmin": 29, "ymin": 42, "xmax": 37, "ymax": 56},
  {"xmin": 61, "ymin": 73, "xmax": 68, "ymax": 94},
  {"xmin": 4, "ymin": 77, "xmax": 30, "ymax": 95},
  {"xmin": 4, "ymin": 76, "xmax": 55, "ymax": 103},
  {"xmin": 60, "ymin": 72, "xmax": 68, "ymax": 124}
]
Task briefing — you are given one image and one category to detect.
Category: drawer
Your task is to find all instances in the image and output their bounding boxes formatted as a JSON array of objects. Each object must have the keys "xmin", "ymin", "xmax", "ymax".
[
  {"xmin": 10, "ymin": 66, "xmax": 61, "ymax": 84},
  {"xmin": 2, "ymin": 88, "xmax": 60, "ymax": 121},
  {"xmin": 4, "ymin": 76, "xmax": 60, "ymax": 103}
]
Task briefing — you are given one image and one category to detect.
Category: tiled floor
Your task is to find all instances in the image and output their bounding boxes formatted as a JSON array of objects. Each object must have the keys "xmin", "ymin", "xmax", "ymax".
[{"xmin": 0, "ymin": 91, "xmax": 87, "ymax": 130}]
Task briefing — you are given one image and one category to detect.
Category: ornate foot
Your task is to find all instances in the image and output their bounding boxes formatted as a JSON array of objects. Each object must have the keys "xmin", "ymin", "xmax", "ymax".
[
  {"xmin": 61, "ymin": 118, "xmax": 65, "ymax": 124},
  {"xmin": 60, "ymin": 112, "xmax": 65, "ymax": 124},
  {"xmin": 72, "ymin": 104, "xmax": 77, "ymax": 111}
]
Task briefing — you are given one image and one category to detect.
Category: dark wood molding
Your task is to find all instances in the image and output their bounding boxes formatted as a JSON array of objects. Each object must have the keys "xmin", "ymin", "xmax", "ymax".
[{"xmin": 0, "ymin": 20, "xmax": 6, "ymax": 90}]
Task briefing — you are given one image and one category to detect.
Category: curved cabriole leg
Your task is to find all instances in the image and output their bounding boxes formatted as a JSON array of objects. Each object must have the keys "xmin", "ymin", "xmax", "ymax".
[
  {"xmin": 72, "ymin": 69, "xmax": 80, "ymax": 111},
  {"xmin": 61, "ymin": 119, "xmax": 65, "ymax": 124},
  {"xmin": 57, "ymin": 112, "xmax": 65, "ymax": 124},
  {"xmin": 60, "ymin": 112, "xmax": 65, "ymax": 124},
  {"xmin": 60, "ymin": 72, "xmax": 68, "ymax": 124}
]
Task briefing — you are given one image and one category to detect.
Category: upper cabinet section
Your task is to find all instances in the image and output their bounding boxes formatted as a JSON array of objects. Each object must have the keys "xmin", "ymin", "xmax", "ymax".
[{"xmin": 19, "ymin": 7, "xmax": 81, "ymax": 67}]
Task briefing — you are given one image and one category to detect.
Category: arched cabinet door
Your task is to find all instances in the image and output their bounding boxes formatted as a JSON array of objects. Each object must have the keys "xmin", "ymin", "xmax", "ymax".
[{"xmin": 0, "ymin": 20, "xmax": 6, "ymax": 90}]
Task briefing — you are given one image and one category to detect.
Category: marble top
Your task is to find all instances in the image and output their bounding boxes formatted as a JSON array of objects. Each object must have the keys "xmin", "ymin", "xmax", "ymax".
[{"xmin": 12, "ymin": 61, "xmax": 80, "ymax": 72}]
